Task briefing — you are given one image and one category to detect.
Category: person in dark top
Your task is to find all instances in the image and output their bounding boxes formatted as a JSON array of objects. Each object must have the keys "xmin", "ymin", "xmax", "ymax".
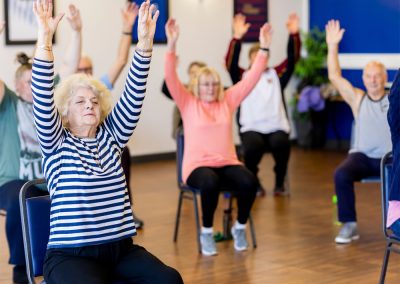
[{"xmin": 225, "ymin": 13, "xmax": 301, "ymax": 196}]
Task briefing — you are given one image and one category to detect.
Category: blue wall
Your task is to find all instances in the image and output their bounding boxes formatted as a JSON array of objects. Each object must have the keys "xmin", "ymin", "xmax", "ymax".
[{"xmin": 310, "ymin": 0, "xmax": 400, "ymax": 54}]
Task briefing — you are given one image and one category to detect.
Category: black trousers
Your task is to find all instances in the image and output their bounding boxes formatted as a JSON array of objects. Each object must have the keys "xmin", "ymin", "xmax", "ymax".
[
  {"xmin": 240, "ymin": 130, "xmax": 290, "ymax": 188},
  {"xmin": 186, "ymin": 165, "xmax": 257, "ymax": 228},
  {"xmin": 43, "ymin": 238, "xmax": 183, "ymax": 284}
]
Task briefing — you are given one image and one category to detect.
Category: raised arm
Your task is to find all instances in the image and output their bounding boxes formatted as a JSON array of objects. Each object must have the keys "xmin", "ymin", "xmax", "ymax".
[
  {"xmin": 32, "ymin": 0, "xmax": 64, "ymax": 156},
  {"xmin": 225, "ymin": 23, "xmax": 270, "ymax": 109},
  {"xmin": 275, "ymin": 12, "xmax": 301, "ymax": 89},
  {"xmin": 164, "ymin": 18, "xmax": 191, "ymax": 108},
  {"xmin": 106, "ymin": 2, "xmax": 138, "ymax": 87},
  {"xmin": 58, "ymin": 4, "xmax": 82, "ymax": 80},
  {"xmin": 326, "ymin": 20, "xmax": 363, "ymax": 112},
  {"xmin": 104, "ymin": 0, "xmax": 158, "ymax": 147},
  {"xmin": 225, "ymin": 13, "xmax": 250, "ymax": 84}
]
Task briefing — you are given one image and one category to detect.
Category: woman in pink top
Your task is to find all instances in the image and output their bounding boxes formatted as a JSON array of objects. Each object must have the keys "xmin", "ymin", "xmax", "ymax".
[{"xmin": 165, "ymin": 18, "xmax": 271, "ymax": 256}]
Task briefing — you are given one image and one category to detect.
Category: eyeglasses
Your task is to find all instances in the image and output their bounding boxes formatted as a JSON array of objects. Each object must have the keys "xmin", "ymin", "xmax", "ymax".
[{"xmin": 199, "ymin": 82, "xmax": 220, "ymax": 88}]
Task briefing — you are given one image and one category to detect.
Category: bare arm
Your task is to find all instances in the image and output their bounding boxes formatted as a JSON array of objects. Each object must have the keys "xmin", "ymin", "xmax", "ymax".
[
  {"xmin": 106, "ymin": 2, "xmax": 138, "ymax": 86},
  {"xmin": 326, "ymin": 20, "xmax": 363, "ymax": 113},
  {"xmin": 58, "ymin": 4, "xmax": 82, "ymax": 79}
]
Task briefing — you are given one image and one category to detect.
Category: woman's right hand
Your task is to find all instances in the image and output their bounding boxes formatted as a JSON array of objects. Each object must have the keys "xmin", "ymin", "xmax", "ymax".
[
  {"xmin": 33, "ymin": 0, "xmax": 64, "ymax": 45},
  {"xmin": 165, "ymin": 18, "xmax": 179, "ymax": 52},
  {"xmin": 136, "ymin": 0, "xmax": 159, "ymax": 51},
  {"xmin": 259, "ymin": 23, "xmax": 273, "ymax": 49},
  {"xmin": 233, "ymin": 13, "xmax": 250, "ymax": 40}
]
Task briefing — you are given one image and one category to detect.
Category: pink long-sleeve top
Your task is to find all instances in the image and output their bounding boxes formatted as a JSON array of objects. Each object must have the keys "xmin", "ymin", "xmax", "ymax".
[{"xmin": 165, "ymin": 51, "xmax": 268, "ymax": 182}]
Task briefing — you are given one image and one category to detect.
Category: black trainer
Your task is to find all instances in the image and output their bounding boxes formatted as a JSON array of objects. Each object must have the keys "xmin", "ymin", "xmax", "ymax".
[{"xmin": 13, "ymin": 265, "xmax": 28, "ymax": 284}]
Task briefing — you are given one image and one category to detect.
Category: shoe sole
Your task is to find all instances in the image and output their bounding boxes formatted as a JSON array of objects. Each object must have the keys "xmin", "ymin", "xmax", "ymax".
[
  {"xmin": 234, "ymin": 245, "xmax": 248, "ymax": 251},
  {"xmin": 201, "ymin": 250, "xmax": 218, "ymax": 256},
  {"xmin": 335, "ymin": 235, "xmax": 360, "ymax": 244}
]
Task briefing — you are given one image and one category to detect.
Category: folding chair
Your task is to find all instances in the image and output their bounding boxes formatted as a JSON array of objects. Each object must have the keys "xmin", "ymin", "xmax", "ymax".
[
  {"xmin": 379, "ymin": 151, "xmax": 400, "ymax": 283},
  {"xmin": 173, "ymin": 129, "xmax": 257, "ymax": 253}
]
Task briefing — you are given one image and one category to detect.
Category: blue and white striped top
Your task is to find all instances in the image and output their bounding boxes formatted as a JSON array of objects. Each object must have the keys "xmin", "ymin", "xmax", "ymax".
[{"xmin": 31, "ymin": 52, "xmax": 151, "ymax": 248}]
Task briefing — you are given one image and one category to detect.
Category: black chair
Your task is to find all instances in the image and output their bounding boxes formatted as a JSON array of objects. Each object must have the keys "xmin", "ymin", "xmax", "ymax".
[
  {"xmin": 173, "ymin": 129, "xmax": 257, "ymax": 253},
  {"xmin": 19, "ymin": 179, "xmax": 126, "ymax": 284},
  {"xmin": 379, "ymin": 151, "xmax": 400, "ymax": 283}
]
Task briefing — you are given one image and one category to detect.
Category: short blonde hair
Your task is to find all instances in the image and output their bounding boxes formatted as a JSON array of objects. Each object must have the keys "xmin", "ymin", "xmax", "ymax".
[
  {"xmin": 190, "ymin": 67, "xmax": 224, "ymax": 101},
  {"xmin": 248, "ymin": 43, "xmax": 260, "ymax": 59},
  {"xmin": 54, "ymin": 74, "xmax": 112, "ymax": 129}
]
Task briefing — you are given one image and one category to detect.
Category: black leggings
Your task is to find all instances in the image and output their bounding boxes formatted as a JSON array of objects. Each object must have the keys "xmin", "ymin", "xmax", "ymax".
[
  {"xmin": 43, "ymin": 238, "xmax": 183, "ymax": 284},
  {"xmin": 186, "ymin": 165, "xmax": 257, "ymax": 228},
  {"xmin": 240, "ymin": 130, "xmax": 290, "ymax": 187}
]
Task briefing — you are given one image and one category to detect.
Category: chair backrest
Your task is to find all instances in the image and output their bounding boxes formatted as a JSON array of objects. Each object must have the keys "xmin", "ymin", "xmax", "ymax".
[
  {"xmin": 19, "ymin": 179, "xmax": 50, "ymax": 283},
  {"xmin": 176, "ymin": 128, "xmax": 185, "ymax": 186},
  {"xmin": 380, "ymin": 151, "xmax": 393, "ymax": 239}
]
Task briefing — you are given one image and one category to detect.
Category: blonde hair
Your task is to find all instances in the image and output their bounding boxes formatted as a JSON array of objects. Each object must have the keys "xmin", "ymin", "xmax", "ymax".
[
  {"xmin": 54, "ymin": 74, "xmax": 112, "ymax": 129},
  {"xmin": 248, "ymin": 43, "xmax": 260, "ymax": 59},
  {"xmin": 190, "ymin": 67, "xmax": 224, "ymax": 101},
  {"xmin": 187, "ymin": 61, "xmax": 206, "ymax": 74}
]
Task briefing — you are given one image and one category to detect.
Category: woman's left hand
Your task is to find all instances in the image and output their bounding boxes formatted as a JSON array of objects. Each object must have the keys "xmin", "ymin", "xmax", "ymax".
[{"xmin": 137, "ymin": 0, "xmax": 159, "ymax": 50}]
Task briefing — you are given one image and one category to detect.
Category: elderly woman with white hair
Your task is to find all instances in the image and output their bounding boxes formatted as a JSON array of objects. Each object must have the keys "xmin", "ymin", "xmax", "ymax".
[{"xmin": 31, "ymin": 1, "xmax": 183, "ymax": 283}]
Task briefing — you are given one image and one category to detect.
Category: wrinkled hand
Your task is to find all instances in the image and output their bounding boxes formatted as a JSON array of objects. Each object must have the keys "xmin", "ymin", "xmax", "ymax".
[
  {"xmin": 137, "ymin": 0, "xmax": 159, "ymax": 49},
  {"xmin": 122, "ymin": 2, "xmax": 139, "ymax": 33},
  {"xmin": 33, "ymin": 0, "xmax": 64, "ymax": 40},
  {"xmin": 259, "ymin": 23, "xmax": 273, "ymax": 48},
  {"xmin": 325, "ymin": 19, "xmax": 345, "ymax": 46},
  {"xmin": 66, "ymin": 4, "xmax": 81, "ymax": 32},
  {"xmin": 0, "ymin": 21, "xmax": 4, "ymax": 34},
  {"xmin": 165, "ymin": 18, "xmax": 179, "ymax": 45},
  {"xmin": 233, "ymin": 13, "xmax": 250, "ymax": 39},
  {"xmin": 286, "ymin": 12, "xmax": 299, "ymax": 34}
]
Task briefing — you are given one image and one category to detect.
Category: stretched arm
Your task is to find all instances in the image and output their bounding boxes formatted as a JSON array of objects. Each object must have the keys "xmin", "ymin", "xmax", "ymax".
[
  {"xmin": 104, "ymin": 0, "xmax": 158, "ymax": 148},
  {"xmin": 32, "ymin": 0, "xmax": 65, "ymax": 156},
  {"xmin": 225, "ymin": 23, "xmax": 270, "ymax": 109},
  {"xmin": 58, "ymin": 4, "xmax": 82, "ymax": 80},
  {"xmin": 106, "ymin": 2, "xmax": 138, "ymax": 87},
  {"xmin": 225, "ymin": 14, "xmax": 249, "ymax": 84},
  {"xmin": 275, "ymin": 13, "xmax": 301, "ymax": 90},
  {"xmin": 164, "ymin": 18, "xmax": 191, "ymax": 109},
  {"xmin": 326, "ymin": 20, "xmax": 363, "ymax": 112}
]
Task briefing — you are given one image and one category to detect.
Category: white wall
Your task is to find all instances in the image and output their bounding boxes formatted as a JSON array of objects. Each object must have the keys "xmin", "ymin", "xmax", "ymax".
[{"xmin": 0, "ymin": 0, "xmax": 303, "ymax": 156}]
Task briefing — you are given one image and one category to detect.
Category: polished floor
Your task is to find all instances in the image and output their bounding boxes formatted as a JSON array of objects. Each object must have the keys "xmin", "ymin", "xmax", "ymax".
[{"xmin": 1, "ymin": 147, "xmax": 399, "ymax": 283}]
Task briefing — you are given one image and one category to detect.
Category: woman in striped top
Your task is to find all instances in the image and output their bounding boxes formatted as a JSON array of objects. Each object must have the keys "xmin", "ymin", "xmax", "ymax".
[{"xmin": 31, "ymin": 1, "xmax": 183, "ymax": 283}]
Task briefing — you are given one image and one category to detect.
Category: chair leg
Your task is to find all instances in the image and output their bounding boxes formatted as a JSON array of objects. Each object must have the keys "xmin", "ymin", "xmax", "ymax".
[
  {"xmin": 173, "ymin": 191, "xmax": 184, "ymax": 242},
  {"xmin": 379, "ymin": 243, "xmax": 392, "ymax": 284},
  {"xmin": 248, "ymin": 213, "xmax": 257, "ymax": 248},
  {"xmin": 192, "ymin": 192, "xmax": 202, "ymax": 253},
  {"xmin": 222, "ymin": 196, "xmax": 233, "ymax": 239}
]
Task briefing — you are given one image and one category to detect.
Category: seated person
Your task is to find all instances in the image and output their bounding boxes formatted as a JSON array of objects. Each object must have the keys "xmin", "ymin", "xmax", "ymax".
[
  {"xmin": 164, "ymin": 17, "xmax": 271, "ymax": 256},
  {"xmin": 387, "ymin": 69, "xmax": 400, "ymax": 236},
  {"xmin": 326, "ymin": 20, "xmax": 391, "ymax": 244},
  {"xmin": 31, "ymin": 1, "xmax": 182, "ymax": 283},
  {"xmin": 225, "ymin": 13, "xmax": 301, "ymax": 196}
]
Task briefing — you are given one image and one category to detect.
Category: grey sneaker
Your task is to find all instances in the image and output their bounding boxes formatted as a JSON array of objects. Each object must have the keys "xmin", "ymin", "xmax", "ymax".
[
  {"xmin": 231, "ymin": 226, "xmax": 248, "ymax": 251},
  {"xmin": 335, "ymin": 222, "xmax": 360, "ymax": 244},
  {"xmin": 200, "ymin": 232, "xmax": 217, "ymax": 256}
]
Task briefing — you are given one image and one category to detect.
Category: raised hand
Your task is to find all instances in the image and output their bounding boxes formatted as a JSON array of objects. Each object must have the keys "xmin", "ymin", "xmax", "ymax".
[
  {"xmin": 136, "ymin": 0, "xmax": 159, "ymax": 50},
  {"xmin": 66, "ymin": 4, "xmax": 82, "ymax": 32},
  {"xmin": 165, "ymin": 18, "xmax": 179, "ymax": 51},
  {"xmin": 233, "ymin": 13, "xmax": 250, "ymax": 39},
  {"xmin": 325, "ymin": 19, "xmax": 345, "ymax": 46},
  {"xmin": 259, "ymin": 23, "xmax": 273, "ymax": 49},
  {"xmin": 286, "ymin": 12, "xmax": 299, "ymax": 34},
  {"xmin": 33, "ymin": 0, "xmax": 64, "ymax": 43},
  {"xmin": 0, "ymin": 21, "xmax": 4, "ymax": 34},
  {"xmin": 122, "ymin": 2, "xmax": 139, "ymax": 33}
]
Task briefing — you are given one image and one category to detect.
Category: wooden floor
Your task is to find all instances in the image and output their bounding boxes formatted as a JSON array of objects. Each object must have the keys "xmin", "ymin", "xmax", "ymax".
[{"xmin": 1, "ymin": 147, "xmax": 400, "ymax": 283}]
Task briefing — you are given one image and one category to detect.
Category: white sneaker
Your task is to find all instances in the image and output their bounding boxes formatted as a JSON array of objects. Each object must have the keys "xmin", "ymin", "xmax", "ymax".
[
  {"xmin": 200, "ymin": 232, "xmax": 217, "ymax": 256},
  {"xmin": 335, "ymin": 222, "xmax": 359, "ymax": 244},
  {"xmin": 231, "ymin": 226, "xmax": 248, "ymax": 251}
]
